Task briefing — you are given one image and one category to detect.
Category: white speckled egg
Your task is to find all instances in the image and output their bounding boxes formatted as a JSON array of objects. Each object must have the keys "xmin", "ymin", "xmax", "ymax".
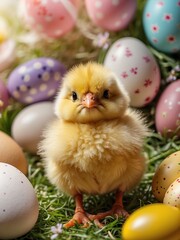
[
  {"xmin": 143, "ymin": 0, "xmax": 180, "ymax": 54},
  {"xmin": 164, "ymin": 177, "xmax": 180, "ymax": 208},
  {"xmin": 0, "ymin": 163, "xmax": 39, "ymax": 240},
  {"xmin": 155, "ymin": 80, "xmax": 180, "ymax": 137},
  {"xmin": 104, "ymin": 37, "xmax": 160, "ymax": 107},
  {"xmin": 7, "ymin": 57, "xmax": 66, "ymax": 104},
  {"xmin": 85, "ymin": 0, "xmax": 137, "ymax": 31},
  {"xmin": 12, "ymin": 101, "xmax": 55, "ymax": 154}
]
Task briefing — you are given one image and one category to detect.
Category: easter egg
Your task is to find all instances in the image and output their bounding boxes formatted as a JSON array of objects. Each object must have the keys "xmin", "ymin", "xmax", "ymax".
[
  {"xmin": 104, "ymin": 37, "xmax": 160, "ymax": 107},
  {"xmin": 85, "ymin": 0, "xmax": 137, "ymax": 31},
  {"xmin": 0, "ymin": 39, "xmax": 16, "ymax": 72},
  {"xmin": 0, "ymin": 131, "xmax": 28, "ymax": 175},
  {"xmin": 0, "ymin": 79, "xmax": 9, "ymax": 112},
  {"xmin": 7, "ymin": 57, "xmax": 66, "ymax": 105},
  {"xmin": 143, "ymin": 0, "xmax": 180, "ymax": 54},
  {"xmin": 152, "ymin": 151, "xmax": 180, "ymax": 202},
  {"xmin": 12, "ymin": 101, "xmax": 55, "ymax": 154},
  {"xmin": 155, "ymin": 80, "xmax": 180, "ymax": 137},
  {"xmin": 121, "ymin": 203, "xmax": 180, "ymax": 240},
  {"xmin": 23, "ymin": 0, "xmax": 79, "ymax": 39},
  {"xmin": 0, "ymin": 163, "xmax": 39, "ymax": 240},
  {"xmin": 163, "ymin": 177, "xmax": 180, "ymax": 208}
]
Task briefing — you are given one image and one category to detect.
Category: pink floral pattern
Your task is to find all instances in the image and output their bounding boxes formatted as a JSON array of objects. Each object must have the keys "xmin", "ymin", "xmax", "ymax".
[
  {"xmin": 130, "ymin": 67, "xmax": 138, "ymax": 75},
  {"xmin": 143, "ymin": 56, "xmax": 151, "ymax": 63},
  {"xmin": 121, "ymin": 71, "xmax": 128, "ymax": 78},
  {"xmin": 125, "ymin": 48, "xmax": 132, "ymax": 57},
  {"xmin": 144, "ymin": 79, "xmax": 152, "ymax": 87}
]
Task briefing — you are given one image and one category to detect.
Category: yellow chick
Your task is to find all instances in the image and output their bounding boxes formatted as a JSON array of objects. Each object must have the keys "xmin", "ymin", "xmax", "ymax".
[{"xmin": 39, "ymin": 62, "xmax": 148, "ymax": 228}]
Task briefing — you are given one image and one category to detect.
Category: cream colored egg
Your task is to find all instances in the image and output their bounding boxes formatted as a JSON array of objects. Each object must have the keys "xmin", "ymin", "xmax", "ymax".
[
  {"xmin": 12, "ymin": 101, "xmax": 55, "ymax": 154},
  {"xmin": 152, "ymin": 151, "xmax": 180, "ymax": 202},
  {"xmin": 0, "ymin": 131, "xmax": 28, "ymax": 175},
  {"xmin": 0, "ymin": 162, "xmax": 39, "ymax": 239},
  {"xmin": 164, "ymin": 177, "xmax": 180, "ymax": 208}
]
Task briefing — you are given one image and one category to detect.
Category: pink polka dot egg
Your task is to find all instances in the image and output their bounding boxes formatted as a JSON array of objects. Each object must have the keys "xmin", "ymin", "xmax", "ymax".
[
  {"xmin": 23, "ymin": 0, "xmax": 79, "ymax": 39},
  {"xmin": 155, "ymin": 80, "xmax": 180, "ymax": 138},
  {"xmin": 7, "ymin": 57, "xmax": 66, "ymax": 105},
  {"xmin": 85, "ymin": 0, "xmax": 137, "ymax": 31}
]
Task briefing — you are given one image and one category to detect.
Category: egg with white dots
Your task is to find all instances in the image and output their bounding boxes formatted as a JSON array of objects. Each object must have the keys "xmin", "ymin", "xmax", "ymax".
[
  {"xmin": 0, "ymin": 162, "xmax": 39, "ymax": 240},
  {"xmin": 104, "ymin": 37, "xmax": 161, "ymax": 107},
  {"xmin": 155, "ymin": 79, "xmax": 180, "ymax": 138},
  {"xmin": 22, "ymin": 0, "xmax": 79, "ymax": 39},
  {"xmin": 7, "ymin": 57, "xmax": 66, "ymax": 105},
  {"xmin": 85, "ymin": 0, "xmax": 137, "ymax": 31}
]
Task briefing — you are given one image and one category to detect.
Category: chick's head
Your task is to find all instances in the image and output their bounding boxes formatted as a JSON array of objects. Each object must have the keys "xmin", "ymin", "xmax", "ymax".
[{"xmin": 55, "ymin": 62, "xmax": 130, "ymax": 123}]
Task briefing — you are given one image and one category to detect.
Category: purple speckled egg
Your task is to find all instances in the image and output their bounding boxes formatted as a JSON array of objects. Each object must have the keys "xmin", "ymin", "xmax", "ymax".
[
  {"xmin": 0, "ymin": 80, "xmax": 9, "ymax": 112},
  {"xmin": 7, "ymin": 58, "xmax": 66, "ymax": 104},
  {"xmin": 155, "ymin": 80, "xmax": 180, "ymax": 138}
]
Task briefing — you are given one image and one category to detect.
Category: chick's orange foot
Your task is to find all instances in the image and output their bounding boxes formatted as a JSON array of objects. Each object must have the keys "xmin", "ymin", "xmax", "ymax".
[
  {"xmin": 63, "ymin": 210, "xmax": 104, "ymax": 228},
  {"xmin": 63, "ymin": 192, "xmax": 129, "ymax": 228}
]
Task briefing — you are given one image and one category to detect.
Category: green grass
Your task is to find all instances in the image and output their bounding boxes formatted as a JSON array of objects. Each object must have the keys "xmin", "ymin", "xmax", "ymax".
[
  {"xmin": 1, "ymin": 105, "xmax": 179, "ymax": 239},
  {"xmin": 0, "ymin": 0, "xmax": 180, "ymax": 239},
  {"xmin": 14, "ymin": 135, "xmax": 179, "ymax": 240}
]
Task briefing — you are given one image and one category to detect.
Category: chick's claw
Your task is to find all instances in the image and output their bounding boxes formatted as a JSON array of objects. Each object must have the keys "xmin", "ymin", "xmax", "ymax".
[{"xmin": 63, "ymin": 210, "xmax": 91, "ymax": 228}]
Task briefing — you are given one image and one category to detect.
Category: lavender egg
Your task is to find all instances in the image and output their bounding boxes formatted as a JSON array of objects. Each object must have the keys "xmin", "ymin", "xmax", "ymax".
[
  {"xmin": 155, "ymin": 80, "xmax": 180, "ymax": 138},
  {"xmin": 7, "ymin": 58, "xmax": 66, "ymax": 104}
]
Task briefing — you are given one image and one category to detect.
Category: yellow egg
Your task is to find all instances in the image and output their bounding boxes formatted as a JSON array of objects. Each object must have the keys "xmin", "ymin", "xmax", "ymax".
[
  {"xmin": 152, "ymin": 151, "xmax": 180, "ymax": 202},
  {"xmin": 0, "ymin": 131, "xmax": 28, "ymax": 175},
  {"xmin": 164, "ymin": 177, "xmax": 180, "ymax": 208},
  {"xmin": 122, "ymin": 203, "xmax": 180, "ymax": 240}
]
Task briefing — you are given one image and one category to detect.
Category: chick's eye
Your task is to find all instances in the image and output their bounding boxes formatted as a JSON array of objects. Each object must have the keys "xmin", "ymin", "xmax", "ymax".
[
  {"xmin": 72, "ymin": 91, "xmax": 78, "ymax": 101},
  {"xmin": 103, "ymin": 90, "xmax": 109, "ymax": 99}
]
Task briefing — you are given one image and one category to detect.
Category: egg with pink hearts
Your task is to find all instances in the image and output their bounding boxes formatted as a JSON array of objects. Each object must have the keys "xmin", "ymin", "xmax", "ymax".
[
  {"xmin": 104, "ymin": 37, "xmax": 160, "ymax": 107},
  {"xmin": 0, "ymin": 79, "xmax": 9, "ymax": 112},
  {"xmin": 143, "ymin": 0, "xmax": 180, "ymax": 54},
  {"xmin": 7, "ymin": 57, "xmax": 66, "ymax": 105},
  {"xmin": 85, "ymin": 0, "xmax": 137, "ymax": 31},
  {"xmin": 23, "ymin": 0, "xmax": 79, "ymax": 39},
  {"xmin": 155, "ymin": 80, "xmax": 180, "ymax": 137}
]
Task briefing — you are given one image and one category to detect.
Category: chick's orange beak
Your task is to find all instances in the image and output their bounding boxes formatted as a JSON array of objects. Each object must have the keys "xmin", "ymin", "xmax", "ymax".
[{"xmin": 82, "ymin": 92, "xmax": 97, "ymax": 108}]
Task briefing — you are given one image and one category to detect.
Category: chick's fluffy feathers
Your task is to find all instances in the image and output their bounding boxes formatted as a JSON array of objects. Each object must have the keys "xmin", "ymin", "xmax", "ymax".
[{"xmin": 39, "ymin": 62, "xmax": 148, "ymax": 197}]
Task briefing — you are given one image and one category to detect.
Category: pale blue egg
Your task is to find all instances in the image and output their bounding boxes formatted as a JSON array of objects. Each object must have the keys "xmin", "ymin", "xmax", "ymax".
[{"xmin": 143, "ymin": 0, "xmax": 180, "ymax": 54}]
